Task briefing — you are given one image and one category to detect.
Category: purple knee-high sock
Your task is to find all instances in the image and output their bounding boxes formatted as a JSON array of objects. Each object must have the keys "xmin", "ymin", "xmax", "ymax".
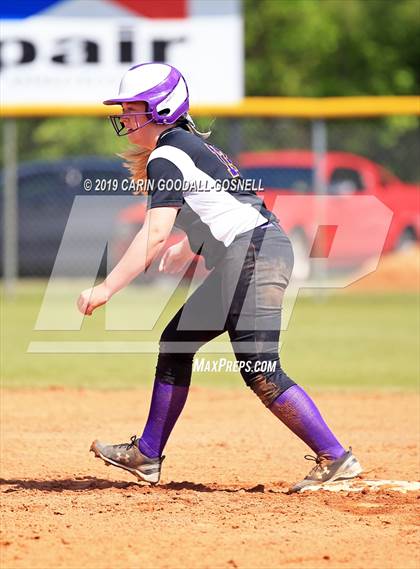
[
  {"xmin": 138, "ymin": 379, "xmax": 188, "ymax": 458},
  {"xmin": 269, "ymin": 384, "xmax": 345, "ymax": 460}
]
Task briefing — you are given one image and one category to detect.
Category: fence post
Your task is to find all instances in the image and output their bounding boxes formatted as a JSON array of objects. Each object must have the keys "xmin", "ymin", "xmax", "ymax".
[
  {"xmin": 3, "ymin": 119, "xmax": 18, "ymax": 297},
  {"xmin": 311, "ymin": 118, "xmax": 328, "ymax": 291}
]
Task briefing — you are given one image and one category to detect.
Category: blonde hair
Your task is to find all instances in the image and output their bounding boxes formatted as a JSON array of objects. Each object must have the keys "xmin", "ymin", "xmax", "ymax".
[
  {"xmin": 119, "ymin": 114, "xmax": 211, "ymax": 195},
  {"xmin": 118, "ymin": 147, "xmax": 151, "ymax": 194}
]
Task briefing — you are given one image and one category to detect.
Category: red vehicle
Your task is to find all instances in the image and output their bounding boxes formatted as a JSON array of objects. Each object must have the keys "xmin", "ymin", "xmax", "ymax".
[
  {"xmin": 116, "ymin": 151, "xmax": 419, "ymax": 280},
  {"xmin": 239, "ymin": 150, "xmax": 419, "ymax": 278}
]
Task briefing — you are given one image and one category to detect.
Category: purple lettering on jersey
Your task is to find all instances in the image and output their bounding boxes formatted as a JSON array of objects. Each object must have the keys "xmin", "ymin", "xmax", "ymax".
[{"xmin": 205, "ymin": 143, "xmax": 240, "ymax": 178}]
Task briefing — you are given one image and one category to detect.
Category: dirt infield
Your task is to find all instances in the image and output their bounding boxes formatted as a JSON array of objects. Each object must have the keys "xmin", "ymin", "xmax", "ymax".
[
  {"xmin": 347, "ymin": 245, "xmax": 419, "ymax": 292},
  {"xmin": 1, "ymin": 388, "xmax": 419, "ymax": 569}
]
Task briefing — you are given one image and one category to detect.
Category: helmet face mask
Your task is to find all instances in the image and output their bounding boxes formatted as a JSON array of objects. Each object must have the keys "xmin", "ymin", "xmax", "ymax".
[
  {"xmin": 108, "ymin": 111, "xmax": 154, "ymax": 137},
  {"xmin": 104, "ymin": 63, "xmax": 190, "ymax": 134}
]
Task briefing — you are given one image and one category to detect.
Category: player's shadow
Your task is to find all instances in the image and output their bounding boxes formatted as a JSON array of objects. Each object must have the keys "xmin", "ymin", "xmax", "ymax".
[
  {"xmin": 1, "ymin": 477, "xmax": 270, "ymax": 494},
  {"xmin": 0, "ymin": 476, "xmax": 140, "ymax": 492},
  {"xmin": 161, "ymin": 481, "xmax": 268, "ymax": 493}
]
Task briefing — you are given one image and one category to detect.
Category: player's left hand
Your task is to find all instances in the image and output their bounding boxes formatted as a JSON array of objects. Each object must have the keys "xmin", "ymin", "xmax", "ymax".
[{"xmin": 77, "ymin": 284, "xmax": 110, "ymax": 316}]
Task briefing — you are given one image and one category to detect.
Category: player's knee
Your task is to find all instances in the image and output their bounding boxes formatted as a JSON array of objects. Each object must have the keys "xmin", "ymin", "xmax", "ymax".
[{"xmin": 247, "ymin": 367, "xmax": 296, "ymax": 407}]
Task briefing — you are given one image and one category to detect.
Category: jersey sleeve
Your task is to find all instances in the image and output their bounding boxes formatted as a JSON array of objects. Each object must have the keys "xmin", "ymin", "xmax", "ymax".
[{"xmin": 146, "ymin": 157, "xmax": 185, "ymax": 209}]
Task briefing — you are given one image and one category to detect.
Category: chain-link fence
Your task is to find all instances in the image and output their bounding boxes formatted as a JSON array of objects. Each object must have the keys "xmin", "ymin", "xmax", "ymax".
[
  {"xmin": 206, "ymin": 116, "xmax": 420, "ymax": 183},
  {"xmin": 1, "ymin": 109, "xmax": 419, "ymax": 283}
]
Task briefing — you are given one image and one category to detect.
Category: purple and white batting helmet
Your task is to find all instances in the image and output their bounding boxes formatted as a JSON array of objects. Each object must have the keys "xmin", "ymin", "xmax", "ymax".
[{"xmin": 103, "ymin": 62, "xmax": 189, "ymax": 125}]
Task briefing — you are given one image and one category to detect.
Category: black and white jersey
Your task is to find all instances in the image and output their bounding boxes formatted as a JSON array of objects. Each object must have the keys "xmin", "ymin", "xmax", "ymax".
[{"xmin": 146, "ymin": 126, "xmax": 277, "ymax": 269}]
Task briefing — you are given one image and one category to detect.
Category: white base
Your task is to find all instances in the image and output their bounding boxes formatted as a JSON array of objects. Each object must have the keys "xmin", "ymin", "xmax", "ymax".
[{"xmin": 299, "ymin": 479, "xmax": 420, "ymax": 494}]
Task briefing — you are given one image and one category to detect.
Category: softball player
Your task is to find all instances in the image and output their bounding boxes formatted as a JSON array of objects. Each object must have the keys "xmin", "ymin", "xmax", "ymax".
[{"xmin": 77, "ymin": 63, "xmax": 362, "ymax": 493}]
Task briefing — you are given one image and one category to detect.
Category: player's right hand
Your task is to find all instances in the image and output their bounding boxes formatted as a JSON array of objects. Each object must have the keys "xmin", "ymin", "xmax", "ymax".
[
  {"xmin": 159, "ymin": 240, "xmax": 192, "ymax": 274},
  {"xmin": 77, "ymin": 283, "xmax": 110, "ymax": 316}
]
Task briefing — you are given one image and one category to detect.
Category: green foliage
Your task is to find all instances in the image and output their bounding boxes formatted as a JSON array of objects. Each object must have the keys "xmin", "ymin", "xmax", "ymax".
[
  {"xmin": 11, "ymin": 117, "xmax": 126, "ymax": 164},
  {"xmin": 33, "ymin": 118, "xmax": 126, "ymax": 159},
  {"xmin": 245, "ymin": 0, "xmax": 420, "ymax": 96}
]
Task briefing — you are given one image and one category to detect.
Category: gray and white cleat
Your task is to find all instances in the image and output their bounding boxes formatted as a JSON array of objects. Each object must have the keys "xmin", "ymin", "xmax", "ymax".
[
  {"xmin": 288, "ymin": 447, "xmax": 362, "ymax": 494},
  {"xmin": 90, "ymin": 435, "xmax": 164, "ymax": 484}
]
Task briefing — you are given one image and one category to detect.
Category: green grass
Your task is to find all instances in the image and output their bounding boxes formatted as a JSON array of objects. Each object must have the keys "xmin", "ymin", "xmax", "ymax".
[
  {"xmin": 282, "ymin": 291, "xmax": 419, "ymax": 390},
  {"xmin": 1, "ymin": 280, "xmax": 418, "ymax": 390}
]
